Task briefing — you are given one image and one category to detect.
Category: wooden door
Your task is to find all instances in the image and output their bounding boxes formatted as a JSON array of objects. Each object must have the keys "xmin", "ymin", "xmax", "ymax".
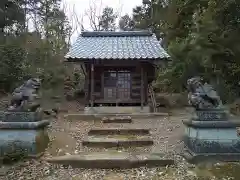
[
  {"xmin": 117, "ymin": 71, "xmax": 131, "ymax": 100},
  {"xmin": 104, "ymin": 71, "xmax": 117, "ymax": 100},
  {"xmin": 103, "ymin": 70, "xmax": 131, "ymax": 101}
]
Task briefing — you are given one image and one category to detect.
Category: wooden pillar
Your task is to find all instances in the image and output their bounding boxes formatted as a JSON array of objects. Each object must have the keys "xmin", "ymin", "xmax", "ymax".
[
  {"xmin": 90, "ymin": 63, "xmax": 94, "ymax": 107},
  {"xmin": 141, "ymin": 65, "xmax": 144, "ymax": 110},
  {"xmin": 101, "ymin": 72, "xmax": 104, "ymax": 99},
  {"xmin": 84, "ymin": 69, "xmax": 89, "ymax": 105},
  {"xmin": 144, "ymin": 71, "xmax": 148, "ymax": 103}
]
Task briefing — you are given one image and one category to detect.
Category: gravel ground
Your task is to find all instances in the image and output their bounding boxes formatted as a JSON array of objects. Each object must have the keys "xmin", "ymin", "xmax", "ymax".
[{"xmin": 0, "ymin": 107, "xmax": 217, "ymax": 180}]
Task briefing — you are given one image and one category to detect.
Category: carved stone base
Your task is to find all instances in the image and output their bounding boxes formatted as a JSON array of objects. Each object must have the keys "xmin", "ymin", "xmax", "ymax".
[
  {"xmin": 183, "ymin": 119, "xmax": 240, "ymax": 128},
  {"xmin": 182, "ymin": 120, "xmax": 240, "ymax": 163},
  {"xmin": 0, "ymin": 110, "xmax": 43, "ymax": 122},
  {"xmin": 0, "ymin": 128, "xmax": 49, "ymax": 159},
  {"xmin": 182, "ymin": 147, "xmax": 240, "ymax": 164},
  {"xmin": 0, "ymin": 118, "xmax": 50, "ymax": 160},
  {"xmin": 183, "ymin": 135, "xmax": 240, "ymax": 154},
  {"xmin": 192, "ymin": 108, "xmax": 228, "ymax": 121}
]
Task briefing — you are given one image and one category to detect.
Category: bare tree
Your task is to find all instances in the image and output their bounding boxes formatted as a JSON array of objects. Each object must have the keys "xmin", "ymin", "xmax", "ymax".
[
  {"xmin": 61, "ymin": 0, "xmax": 123, "ymax": 40},
  {"xmin": 27, "ymin": 1, "xmax": 41, "ymax": 34},
  {"xmin": 71, "ymin": 5, "xmax": 85, "ymax": 33},
  {"xmin": 84, "ymin": 0, "xmax": 122, "ymax": 31},
  {"xmin": 85, "ymin": 0, "xmax": 103, "ymax": 31},
  {"xmin": 62, "ymin": 2, "xmax": 84, "ymax": 46}
]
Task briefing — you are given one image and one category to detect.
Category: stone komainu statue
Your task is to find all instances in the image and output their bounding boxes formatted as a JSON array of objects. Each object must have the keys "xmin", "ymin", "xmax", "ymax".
[
  {"xmin": 8, "ymin": 78, "xmax": 41, "ymax": 112},
  {"xmin": 187, "ymin": 77, "xmax": 223, "ymax": 110}
]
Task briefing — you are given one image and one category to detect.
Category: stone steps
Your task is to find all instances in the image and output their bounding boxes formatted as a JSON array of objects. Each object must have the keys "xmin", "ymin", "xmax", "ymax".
[
  {"xmin": 47, "ymin": 114, "xmax": 175, "ymax": 169},
  {"xmin": 65, "ymin": 113, "xmax": 168, "ymax": 121},
  {"xmin": 88, "ymin": 128, "xmax": 150, "ymax": 135},
  {"xmin": 83, "ymin": 146, "xmax": 152, "ymax": 153},
  {"xmin": 82, "ymin": 135, "xmax": 154, "ymax": 148},
  {"xmin": 102, "ymin": 116, "xmax": 132, "ymax": 123},
  {"xmin": 46, "ymin": 152, "xmax": 174, "ymax": 169}
]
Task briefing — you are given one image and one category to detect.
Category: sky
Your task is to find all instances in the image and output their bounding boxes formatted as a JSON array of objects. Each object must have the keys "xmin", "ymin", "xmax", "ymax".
[{"xmin": 62, "ymin": 0, "xmax": 142, "ymax": 42}]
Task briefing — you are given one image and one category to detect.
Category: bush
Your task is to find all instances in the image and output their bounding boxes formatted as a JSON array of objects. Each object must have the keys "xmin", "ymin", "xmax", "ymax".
[
  {"xmin": 155, "ymin": 93, "xmax": 189, "ymax": 108},
  {"xmin": 229, "ymin": 99, "xmax": 240, "ymax": 115},
  {"xmin": 0, "ymin": 43, "xmax": 27, "ymax": 91}
]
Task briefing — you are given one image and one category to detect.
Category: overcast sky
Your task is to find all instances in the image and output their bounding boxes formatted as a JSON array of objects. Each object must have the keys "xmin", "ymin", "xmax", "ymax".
[{"xmin": 62, "ymin": 0, "xmax": 142, "ymax": 42}]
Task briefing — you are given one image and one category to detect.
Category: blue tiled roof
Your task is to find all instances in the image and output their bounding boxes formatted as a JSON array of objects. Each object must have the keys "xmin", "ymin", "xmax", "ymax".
[{"xmin": 65, "ymin": 31, "xmax": 170, "ymax": 60}]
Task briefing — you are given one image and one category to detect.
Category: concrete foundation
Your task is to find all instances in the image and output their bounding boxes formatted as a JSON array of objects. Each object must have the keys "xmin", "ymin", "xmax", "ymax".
[{"xmin": 84, "ymin": 106, "xmax": 150, "ymax": 114}]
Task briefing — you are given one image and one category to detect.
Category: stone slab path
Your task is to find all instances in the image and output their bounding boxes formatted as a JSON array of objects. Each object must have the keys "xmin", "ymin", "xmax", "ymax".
[
  {"xmin": 82, "ymin": 135, "xmax": 154, "ymax": 148},
  {"xmin": 102, "ymin": 116, "xmax": 132, "ymax": 123},
  {"xmin": 88, "ymin": 128, "xmax": 150, "ymax": 135},
  {"xmin": 64, "ymin": 113, "xmax": 169, "ymax": 121},
  {"xmin": 47, "ymin": 152, "xmax": 174, "ymax": 169}
]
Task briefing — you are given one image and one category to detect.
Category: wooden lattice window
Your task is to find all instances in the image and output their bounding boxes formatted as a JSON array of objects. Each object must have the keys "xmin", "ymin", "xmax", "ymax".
[{"xmin": 103, "ymin": 70, "xmax": 131, "ymax": 100}]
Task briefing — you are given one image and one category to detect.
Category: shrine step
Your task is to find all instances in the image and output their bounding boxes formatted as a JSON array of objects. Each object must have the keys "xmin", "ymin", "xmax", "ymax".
[
  {"xmin": 82, "ymin": 135, "xmax": 153, "ymax": 148},
  {"xmin": 64, "ymin": 113, "xmax": 168, "ymax": 121},
  {"xmin": 88, "ymin": 128, "xmax": 150, "ymax": 135},
  {"xmin": 102, "ymin": 116, "xmax": 132, "ymax": 123},
  {"xmin": 46, "ymin": 152, "xmax": 174, "ymax": 169}
]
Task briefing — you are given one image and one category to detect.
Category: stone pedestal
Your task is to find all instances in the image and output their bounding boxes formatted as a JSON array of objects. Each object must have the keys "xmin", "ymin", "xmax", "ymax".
[
  {"xmin": 0, "ymin": 111, "xmax": 50, "ymax": 161},
  {"xmin": 183, "ymin": 109, "xmax": 240, "ymax": 163},
  {"xmin": 0, "ymin": 110, "xmax": 43, "ymax": 122}
]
